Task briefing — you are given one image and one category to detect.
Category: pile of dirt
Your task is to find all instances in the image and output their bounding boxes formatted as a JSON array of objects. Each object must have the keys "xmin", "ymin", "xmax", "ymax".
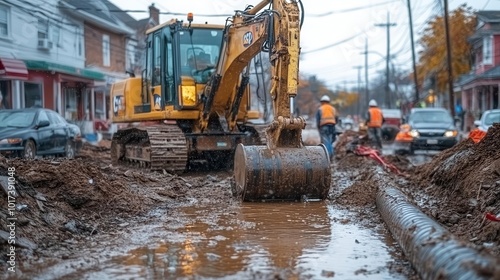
[
  {"xmin": 3, "ymin": 158, "xmax": 148, "ymax": 212},
  {"xmin": 334, "ymin": 130, "xmax": 370, "ymax": 159},
  {"xmin": 332, "ymin": 154, "xmax": 379, "ymax": 207},
  {"xmin": 0, "ymin": 148, "xmax": 193, "ymax": 264},
  {"xmin": 0, "ymin": 136, "xmax": 238, "ymax": 264},
  {"xmin": 333, "ymin": 128, "xmax": 500, "ymax": 257},
  {"xmin": 412, "ymin": 123, "xmax": 500, "ymax": 255},
  {"xmin": 77, "ymin": 140, "xmax": 111, "ymax": 162},
  {"xmin": 0, "ymin": 157, "xmax": 149, "ymax": 259}
]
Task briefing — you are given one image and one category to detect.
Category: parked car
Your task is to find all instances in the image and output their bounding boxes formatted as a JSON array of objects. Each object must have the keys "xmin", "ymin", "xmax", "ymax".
[
  {"xmin": 381, "ymin": 109, "xmax": 402, "ymax": 141},
  {"xmin": 0, "ymin": 108, "xmax": 82, "ymax": 159},
  {"xmin": 339, "ymin": 116, "xmax": 354, "ymax": 130},
  {"xmin": 474, "ymin": 109, "xmax": 500, "ymax": 132},
  {"xmin": 394, "ymin": 108, "xmax": 459, "ymax": 155}
]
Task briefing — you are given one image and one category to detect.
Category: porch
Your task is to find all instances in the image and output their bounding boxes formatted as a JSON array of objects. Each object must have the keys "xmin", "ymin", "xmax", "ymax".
[{"xmin": 459, "ymin": 67, "xmax": 500, "ymax": 132}]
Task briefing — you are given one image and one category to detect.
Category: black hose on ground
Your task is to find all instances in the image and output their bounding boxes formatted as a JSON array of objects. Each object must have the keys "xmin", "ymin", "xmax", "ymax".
[{"xmin": 377, "ymin": 186, "xmax": 500, "ymax": 279}]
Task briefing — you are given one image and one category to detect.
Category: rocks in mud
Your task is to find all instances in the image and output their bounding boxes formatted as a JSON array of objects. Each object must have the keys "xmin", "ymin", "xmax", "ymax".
[
  {"xmin": 0, "ymin": 230, "xmax": 37, "ymax": 250},
  {"xmin": 63, "ymin": 220, "xmax": 97, "ymax": 235}
]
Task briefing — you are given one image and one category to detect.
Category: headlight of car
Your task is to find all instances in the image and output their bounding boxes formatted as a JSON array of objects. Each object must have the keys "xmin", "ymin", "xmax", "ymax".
[
  {"xmin": 409, "ymin": 130, "xmax": 420, "ymax": 138},
  {"xmin": 0, "ymin": 138, "xmax": 23, "ymax": 144},
  {"xmin": 444, "ymin": 130, "xmax": 458, "ymax": 137}
]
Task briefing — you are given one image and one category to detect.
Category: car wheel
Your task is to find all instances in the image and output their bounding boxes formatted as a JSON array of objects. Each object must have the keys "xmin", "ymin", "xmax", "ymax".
[
  {"xmin": 65, "ymin": 141, "xmax": 76, "ymax": 159},
  {"xmin": 23, "ymin": 140, "xmax": 36, "ymax": 159}
]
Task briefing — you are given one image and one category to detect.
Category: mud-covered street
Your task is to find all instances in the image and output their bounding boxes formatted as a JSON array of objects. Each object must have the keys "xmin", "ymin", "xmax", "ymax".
[{"xmin": 2, "ymin": 125, "xmax": 500, "ymax": 279}]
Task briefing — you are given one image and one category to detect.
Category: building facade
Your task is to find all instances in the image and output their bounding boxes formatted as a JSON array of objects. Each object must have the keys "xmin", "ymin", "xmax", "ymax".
[
  {"xmin": 1, "ymin": 0, "xmax": 159, "ymax": 136},
  {"xmin": 459, "ymin": 11, "xmax": 500, "ymax": 131},
  {"xmin": 0, "ymin": 0, "xmax": 105, "ymax": 124}
]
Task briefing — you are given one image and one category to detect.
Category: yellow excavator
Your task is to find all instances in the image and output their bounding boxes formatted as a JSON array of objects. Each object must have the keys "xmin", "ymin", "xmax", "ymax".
[{"xmin": 110, "ymin": 0, "xmax": 331, "ymax": 201}]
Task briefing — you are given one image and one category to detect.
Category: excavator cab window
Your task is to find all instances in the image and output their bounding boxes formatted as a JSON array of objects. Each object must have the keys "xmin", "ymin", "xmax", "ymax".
[
  {"xmin": 178, "ymin": 28, "xmax": 222, "ymax": 84},
  {"xmin": 164, "ymin": 41, "xmax": 175, "ymax": 105}
]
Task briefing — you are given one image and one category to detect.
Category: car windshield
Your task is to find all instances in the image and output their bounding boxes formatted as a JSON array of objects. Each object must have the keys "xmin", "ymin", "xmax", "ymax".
[
  {"xmin": 0, "ymin": 111, "xmax": 36, "ymax": 128},
  {"xmin": 411, "ymin": 111, "xmax": 453, "ymax": 123},
  {"xmin": 484, "ymin": 112, "xmax": 500, "ymax": 125}
]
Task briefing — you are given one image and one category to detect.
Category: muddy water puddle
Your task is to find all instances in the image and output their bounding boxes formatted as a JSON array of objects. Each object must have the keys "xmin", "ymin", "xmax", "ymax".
[{"xmin": 62, "ymin": 202, "xmax": 408, "ymax": 279}]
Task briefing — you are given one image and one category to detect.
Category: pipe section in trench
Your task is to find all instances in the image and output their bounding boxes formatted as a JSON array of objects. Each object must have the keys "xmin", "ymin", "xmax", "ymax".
[{"xmin": 377, "ymin": 186, "xmax": 500, "ymax": 279}]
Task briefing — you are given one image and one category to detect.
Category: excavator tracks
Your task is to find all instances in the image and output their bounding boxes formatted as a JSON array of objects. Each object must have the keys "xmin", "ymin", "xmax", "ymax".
[{"xmin": 111, "ymin": 124, "xmax": 188, "ymax": 174}]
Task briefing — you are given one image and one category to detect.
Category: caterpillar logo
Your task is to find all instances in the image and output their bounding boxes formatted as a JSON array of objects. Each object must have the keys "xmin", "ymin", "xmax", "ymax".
[
  {"xmin": 243, "ymin": 31, "xmax": 253, "ymax": 47},
  {"xmin": 113, "ymin": 95, "xmax": 125, "ymax": 116}
]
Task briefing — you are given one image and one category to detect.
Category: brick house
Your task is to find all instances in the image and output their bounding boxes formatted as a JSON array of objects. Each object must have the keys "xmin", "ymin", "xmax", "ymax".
[
  {"xmin": 59, "ymin": 0, "xmax": 138, "ymax": 134},
  {"xmin": 60, "ymin": 0, "xmax": 159, "ymax": 134},
  {"xmin": 458, "ymin": 11, "xmax": 500, "ymax": 131}
]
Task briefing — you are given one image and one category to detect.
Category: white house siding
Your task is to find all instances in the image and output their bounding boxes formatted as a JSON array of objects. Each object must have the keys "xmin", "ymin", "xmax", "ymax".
[
  {"xmin": 0, "ymin": 0, "xmax": 91, "ymax": 113},
  {"xmin": 0, "ymin": 0, "xmax": 85, "ymax": 68}
]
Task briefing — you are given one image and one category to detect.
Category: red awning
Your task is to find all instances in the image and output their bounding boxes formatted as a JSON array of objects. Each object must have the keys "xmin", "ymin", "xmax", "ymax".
[{"xmin": 0, "ymin": 58, "xmax": 28, "ymax": 80}]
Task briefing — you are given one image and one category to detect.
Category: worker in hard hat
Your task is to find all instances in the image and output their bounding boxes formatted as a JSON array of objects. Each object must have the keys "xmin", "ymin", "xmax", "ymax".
[
  {"xmin": 365, "ymin": 99, "xmax": 384, "ymax": 149},
  {"xmin": 316, "ymin": 95, "xmax": 338, "ymax": 161}
]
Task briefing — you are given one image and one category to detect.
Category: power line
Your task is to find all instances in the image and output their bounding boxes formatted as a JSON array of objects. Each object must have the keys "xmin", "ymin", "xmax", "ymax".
[
  {"xmin": 307, "ymin": 0, "xmax": 399, "ymax": 17},
  {"xmin": 302, "ymin": 30, "xmax": 367, "ymax": 54}
]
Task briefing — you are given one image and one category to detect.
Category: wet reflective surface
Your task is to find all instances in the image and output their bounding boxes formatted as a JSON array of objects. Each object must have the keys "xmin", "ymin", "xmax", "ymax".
[{"xmin": 64, "ymin": 202, "xmax": 408, "ymax": 279}]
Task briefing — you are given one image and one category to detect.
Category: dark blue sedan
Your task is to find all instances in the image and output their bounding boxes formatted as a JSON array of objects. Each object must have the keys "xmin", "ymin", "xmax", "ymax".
[{"xmin": 0, "ymin": 108, "xmax": 82, "ymax": 159}]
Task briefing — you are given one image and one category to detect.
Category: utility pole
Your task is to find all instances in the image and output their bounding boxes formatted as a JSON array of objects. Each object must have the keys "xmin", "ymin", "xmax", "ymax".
[
  {"xmin": 360, "ymin": 38, "xmax": 369, "ymax": 115},
  {"xmin": 375, "ymin": 12, "xmax": 396, "ymax": 109},
  {"xmin": 406, "ymin": 0, "xmax": 420, "ymax": 104},
  {"xmin": 444, "ymin": 0, "xmax": 455, "ymax": 116},
  {"xmin": 353, "ymin": 66, "xmax": 362, "ymax": 118}
]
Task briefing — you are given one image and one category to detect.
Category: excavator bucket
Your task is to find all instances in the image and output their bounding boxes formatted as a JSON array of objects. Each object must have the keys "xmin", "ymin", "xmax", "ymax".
[
  {"xmin": 233, "ymin": 144, "xmax": 331, "ymax": 201},
  {"xmin": 233, "ymin": 117, "xmax": 332, "ymax": 202}
]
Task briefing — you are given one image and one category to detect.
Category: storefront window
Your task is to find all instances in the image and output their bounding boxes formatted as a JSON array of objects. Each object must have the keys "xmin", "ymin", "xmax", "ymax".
[
  {"xmin": 95, "ymin": 91, "xmax": 104, "ymax": 119},
  {"xmin": 24, "ymin": 82, "xmax": 42, "ymax": 108},
  {"xmin": 65, "ymin": 87, "xmax": 77, "ymax": 120},
  {"xmin": 0, "ymin": 80, "xmax": 9, "ymax": 109}
]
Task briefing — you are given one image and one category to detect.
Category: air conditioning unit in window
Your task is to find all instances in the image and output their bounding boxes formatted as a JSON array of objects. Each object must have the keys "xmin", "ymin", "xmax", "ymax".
[{"xmin": 38, "ymin": 38, "xmax": 53, "ymax": 50}]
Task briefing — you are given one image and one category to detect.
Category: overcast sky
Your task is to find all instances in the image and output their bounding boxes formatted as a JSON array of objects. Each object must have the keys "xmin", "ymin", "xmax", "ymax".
[{"xmin": 109, "ymin": 0, "xmax": 500, "ymax": 90}]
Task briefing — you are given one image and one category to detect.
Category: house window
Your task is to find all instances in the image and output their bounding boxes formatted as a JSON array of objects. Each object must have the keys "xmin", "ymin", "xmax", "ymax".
[
  {"xmin": 483, "ymin": 35, "xmax": 493, "ymax": 65},
  {"xmin": 126, "ymin": 42, "xmax": 135, "ymax": 71},
  {"xmin": 38, "ymin": 19, "xmax": 48, "ymax": 40},
  {"xmin": 103, "ymin": 34, "xmax": 110, "ymax": 66},
  {"xmin": 0, "ymin": 4, "xmax": 9, "ymax": 37},
  {"xmin": 24, "ymin": 82, "xmax": 43, "ymax": 108},
  {"xmin": 52, "ymin": 25, "xmax": 60, "ymax": 47}
]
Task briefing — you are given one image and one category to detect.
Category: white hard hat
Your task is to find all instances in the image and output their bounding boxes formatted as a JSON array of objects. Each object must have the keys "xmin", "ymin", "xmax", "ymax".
[
  {"xmin": 369, "ymin": 99, "xmax": 377, "ymax": 106},
  {"xmin": 320, "ymin": 95, "xmax": 330, "ymax": 102}
]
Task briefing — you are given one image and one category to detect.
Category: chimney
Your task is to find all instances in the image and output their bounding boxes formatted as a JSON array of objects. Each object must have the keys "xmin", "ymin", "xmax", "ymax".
[{"xmin": 149, "ymin": 3, "xmax": 159, "ymax": 25}]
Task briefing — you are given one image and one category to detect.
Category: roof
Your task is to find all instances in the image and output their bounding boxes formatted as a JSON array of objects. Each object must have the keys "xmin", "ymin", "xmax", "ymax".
[
  {"xmin": 59, "ymin": 0, "xmax": 135, "ymax": 35},
  {"xmin": 458, "ymin": 66, "xmax": 500, "ymax": 87},
  {"xmin": 127, "ymin": 18, "xmax": 150, "ymax": 29},
  {"xmin": 477, "ymin": 11, "xmax": 500, "ymax": 23}
]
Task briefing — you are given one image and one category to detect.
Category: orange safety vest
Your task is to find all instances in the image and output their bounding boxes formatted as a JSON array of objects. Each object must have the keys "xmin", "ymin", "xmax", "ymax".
[
  {"xmin": 367, "ymin": 107, "xmax": 383, "ymax": 128},
  {"xmin": 319, "ymin": 104, "xmax": 336, "ymax": 126}
]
